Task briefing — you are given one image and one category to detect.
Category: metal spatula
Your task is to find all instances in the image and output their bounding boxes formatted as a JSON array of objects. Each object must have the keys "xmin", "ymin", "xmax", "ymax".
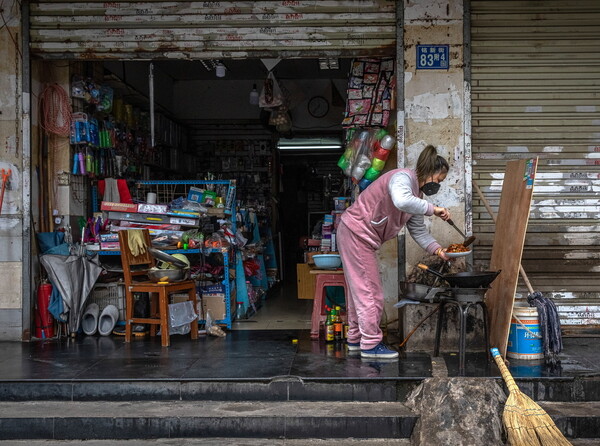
[{"xmin": 447, "ymin": 219, "xmax": 476, "ymax": 247}]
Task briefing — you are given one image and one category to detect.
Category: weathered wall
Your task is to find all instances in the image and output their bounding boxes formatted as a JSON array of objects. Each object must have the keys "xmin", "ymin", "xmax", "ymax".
[
  {"xmin": 0, "ymin": 0, "xmax": 24, "ymax": 340},
  {"xmin": 402, "ymin": 0, "xmax": 469, "ymax": 350}
]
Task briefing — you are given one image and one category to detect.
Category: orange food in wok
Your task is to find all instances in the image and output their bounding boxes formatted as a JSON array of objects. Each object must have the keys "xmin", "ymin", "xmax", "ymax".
[{"xmin": 446, "ymin": 243, "xmax": 470, "ymax": 253}]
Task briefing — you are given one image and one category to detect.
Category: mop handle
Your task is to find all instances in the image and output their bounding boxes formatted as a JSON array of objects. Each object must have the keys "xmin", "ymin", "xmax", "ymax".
[{"xmin": 491, "ymin": 348, "xmax": 519, "ymax": 393}]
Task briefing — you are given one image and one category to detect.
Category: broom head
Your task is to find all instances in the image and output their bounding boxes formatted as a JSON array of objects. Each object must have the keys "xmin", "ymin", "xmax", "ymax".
[{"xmin": 491, "ymin": 348, "xmax": 572, "ymax": 446}]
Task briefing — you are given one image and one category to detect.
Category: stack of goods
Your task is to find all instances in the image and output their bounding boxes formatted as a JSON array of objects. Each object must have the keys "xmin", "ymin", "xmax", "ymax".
[
  {"xmin": 99, "ymin": 200, "xmax": 199, "ymax": 251},
  {"xmin": 320, "ymin": 214, "xmax": 334, "ymax": 252},
  {"xmin": 337, "ymin": 128, "xmax": 396, "ymax": 191}
]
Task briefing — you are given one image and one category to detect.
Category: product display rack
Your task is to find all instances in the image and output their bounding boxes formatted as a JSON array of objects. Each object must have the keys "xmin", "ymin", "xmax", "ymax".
[{"xmin": 97, "ymin": 179, "xmax": 237, "ymax": 329}]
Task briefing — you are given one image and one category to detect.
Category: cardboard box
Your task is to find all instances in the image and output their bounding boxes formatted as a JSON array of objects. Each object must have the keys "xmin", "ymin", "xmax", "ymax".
[
  {"xmin": 101, "ymin": 201, "xmax": 138, "ymax": 213},
  {"xmin": 202, "ymin": 294, "xmax": 227, "ymax": 320},
  {"xmin": 138, "ymin": 204, "xmax": 169, "ymax": 214},
  {"xmin": 171, "ymin": 294, "xmax": 191, "ymax": 304}
]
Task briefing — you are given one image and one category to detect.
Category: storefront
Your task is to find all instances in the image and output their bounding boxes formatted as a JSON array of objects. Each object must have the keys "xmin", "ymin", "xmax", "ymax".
[
  {"xmin": 5, "ymin": 1, "xmax": 595, "ymax": 345},
  {"xmin": 12, "ymin": 1, "xmax": 406, "ymax": 340}
]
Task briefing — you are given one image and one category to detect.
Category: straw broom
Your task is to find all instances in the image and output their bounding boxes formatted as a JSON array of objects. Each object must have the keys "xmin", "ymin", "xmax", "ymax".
[{"xmin": 491, "ymin": 348, "xmax": 572, "ymax": 446}]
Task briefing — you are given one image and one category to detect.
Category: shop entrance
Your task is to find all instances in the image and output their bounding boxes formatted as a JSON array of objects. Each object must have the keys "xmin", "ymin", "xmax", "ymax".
[{"xmin": 32, "ymin": 57, "xmax": 350, "ymax": 338}]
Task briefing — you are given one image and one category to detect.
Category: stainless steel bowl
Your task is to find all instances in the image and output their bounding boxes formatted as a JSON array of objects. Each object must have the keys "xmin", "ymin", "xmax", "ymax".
[{"xmin": 147, "ymin": 268, "xmax": 189, "ymax": 283}]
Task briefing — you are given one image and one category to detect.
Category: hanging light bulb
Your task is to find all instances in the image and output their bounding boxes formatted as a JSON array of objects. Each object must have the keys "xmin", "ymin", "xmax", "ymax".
[{"xmin": 249, "ymin": 83, "xmax": 259, "ymax": 105}]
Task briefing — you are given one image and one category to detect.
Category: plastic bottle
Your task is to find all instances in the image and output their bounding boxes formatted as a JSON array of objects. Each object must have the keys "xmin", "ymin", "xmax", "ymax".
[
  {"xmin": 351, "ymin": 154, "xmax": 372, "ymax": 182},
  {"xmin": 371, "ymin": 158, "xmax": 386, "ymax": 171},
  {"xmin": 235, "ymin": 302, "xmax": 245, "ymax": 320},
  {"xmin": 337, "ymin": 147, "xmax": 353, "ymax": 171},
  {"xmin": 364, "ymin": 167, "xmax": 381, "ymax": 182},
  {"xmin": 358, "ymin": 178, "xmax": 372, "ymax": 191}
]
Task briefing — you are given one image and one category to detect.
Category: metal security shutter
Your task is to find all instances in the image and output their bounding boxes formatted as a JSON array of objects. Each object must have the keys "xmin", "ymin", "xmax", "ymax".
[
  {"xmin": 471, "ymin": 0, "xmax": 600, "ymax": 334},
  {"xmin": 29, "ymin": 1, "xmax": 396, "ymax": 59}
]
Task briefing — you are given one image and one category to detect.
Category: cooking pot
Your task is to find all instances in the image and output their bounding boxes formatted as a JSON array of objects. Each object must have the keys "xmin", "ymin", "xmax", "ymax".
[{"xmin": 417, "ymin": 264, "xmax": 501, "ymax": 288}]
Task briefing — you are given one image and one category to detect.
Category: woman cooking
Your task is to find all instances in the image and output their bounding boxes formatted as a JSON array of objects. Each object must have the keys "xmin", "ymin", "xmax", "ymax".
[{"xmin": 337, "ymin": 144, "xmax": 451, "ymax": 359}]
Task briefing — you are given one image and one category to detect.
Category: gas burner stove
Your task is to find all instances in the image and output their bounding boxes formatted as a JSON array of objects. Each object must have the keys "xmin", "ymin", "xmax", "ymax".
[{"xmin": 447, "ymin": 287, "xmax": 490, "ymax": 302}]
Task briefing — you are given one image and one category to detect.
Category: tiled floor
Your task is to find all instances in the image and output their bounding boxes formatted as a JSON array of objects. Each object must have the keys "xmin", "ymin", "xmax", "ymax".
[
  {"xmin": 1, "ymin": 282, "xmax": 597, "ymax": 382},
  {"xmin": 232, "ymin": 282, "xmax": 312, "ymax": 331}
]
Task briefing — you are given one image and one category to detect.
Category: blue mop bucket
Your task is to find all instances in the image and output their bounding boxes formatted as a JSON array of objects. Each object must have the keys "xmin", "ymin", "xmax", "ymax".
[{"xmin": 507, "ymin": 306, "xmax": 543, "ymax": 360}]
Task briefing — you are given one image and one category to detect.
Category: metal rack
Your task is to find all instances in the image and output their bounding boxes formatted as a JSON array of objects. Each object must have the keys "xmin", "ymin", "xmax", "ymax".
[{"xmin": 98, "ymin": 179, "xmax": 238, "ymax": 329}]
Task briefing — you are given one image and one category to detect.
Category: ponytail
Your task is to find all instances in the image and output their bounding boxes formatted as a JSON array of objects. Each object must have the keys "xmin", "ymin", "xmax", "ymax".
[{"xmin": 415, "ymin": 145, "xmax": 449, "ymax": 182}]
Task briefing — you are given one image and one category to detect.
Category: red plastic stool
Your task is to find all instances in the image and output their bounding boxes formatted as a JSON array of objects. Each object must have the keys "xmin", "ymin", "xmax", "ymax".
[{"xmin": 310, "ymin": 270, "xmax": 347, "ymax": 339}]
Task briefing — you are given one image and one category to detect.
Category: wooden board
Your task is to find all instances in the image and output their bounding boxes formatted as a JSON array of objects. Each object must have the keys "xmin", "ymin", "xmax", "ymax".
[
  {"xmin": 296, "ymin": 263, "xmax": 316, "ymax": 300},
  {"xmin": 487, "ymin": 158, "xmax": 538, "ymax": 357}
]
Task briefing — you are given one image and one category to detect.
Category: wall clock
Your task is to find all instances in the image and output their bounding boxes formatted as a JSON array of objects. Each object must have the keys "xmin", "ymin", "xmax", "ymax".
[{"xmin": 308, "ymin": 96, "xmax": 329, "ymax": 118}]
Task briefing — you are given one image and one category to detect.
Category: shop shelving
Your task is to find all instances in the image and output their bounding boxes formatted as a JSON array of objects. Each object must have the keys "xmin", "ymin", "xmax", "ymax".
[{"xmin": 97, "ymin": 179, "xmax": 237, "ymax": 329}]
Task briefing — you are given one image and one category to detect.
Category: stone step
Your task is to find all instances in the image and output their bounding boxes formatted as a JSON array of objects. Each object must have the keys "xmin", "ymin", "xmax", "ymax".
[
  {"xmin": 0, "ymin": 378, "xmax": 420, "ymax": 403},
  {"xmin": 540, "ymin": 401, "xmax": 600, "ymax": 439},
  {"xmin": 515, "ymin": 377, "xmax": 600, "ymax": 402},
  {"xmin": 0, "ymin": 400, "xmax": 417, "ymax": 441},
  {"xmin": 0, "ymin": 439, "xmax": 412, "ymax": 446}
]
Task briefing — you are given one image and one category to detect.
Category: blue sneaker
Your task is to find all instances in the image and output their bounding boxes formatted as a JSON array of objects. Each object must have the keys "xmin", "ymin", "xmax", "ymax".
[
  {"xmin": 347, "ymin": 342, "xmax": 360, "ymax": 351},
  {"xmin": 360, "ymin": 342, "xmax": 399, "ymax": 359}
]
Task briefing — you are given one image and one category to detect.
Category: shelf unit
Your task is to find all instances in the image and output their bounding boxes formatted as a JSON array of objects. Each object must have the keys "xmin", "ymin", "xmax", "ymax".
[{"xmin": 98, "ymin": 179, "xmax": 238, "ymax": 329}]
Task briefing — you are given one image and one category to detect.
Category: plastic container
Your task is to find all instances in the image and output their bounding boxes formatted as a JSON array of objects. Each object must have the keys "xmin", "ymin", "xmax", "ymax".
[
  {"xmin": 312, "ymin": 254, "xmax": 342, "ymax": 269},
  {"xmin": 373, "ymin": 145, "xmax": 390, "ymax": 161},
  {"xmin": 89, "ymin": 282, "xmax": 125, "ymax": 322},
  {"xmin": 507, "ymin": 306, "xmax": 543, "ymax": 360},
  {"xmin": 371, "ymin": 158, "xmax": 386, "ymax": 171},
  {"xmin": 333, "ymin": 197, "xmax": 350, "ymax": 211},
  {"xmin": 235, "ymin": 301, "xmax": 246, "ymax": 320},
  {"xmin": 364, "ymin": 167, "xmax": 381, "ymax": 181},
  {"xmin": 358, "ymin": 178, "xmax": 372, "ymax": 191}
]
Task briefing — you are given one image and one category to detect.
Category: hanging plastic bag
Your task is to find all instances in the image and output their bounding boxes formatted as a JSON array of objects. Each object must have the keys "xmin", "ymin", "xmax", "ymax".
[{"xmin": 259, "ymin": 72, "xmax": 284, "ymax": 108}]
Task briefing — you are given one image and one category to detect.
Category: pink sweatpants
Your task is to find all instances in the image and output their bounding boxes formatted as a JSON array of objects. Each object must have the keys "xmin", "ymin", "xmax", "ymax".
[{"xmin": 336, "ymin": 220, "xmax": 384, "ymax": 350}]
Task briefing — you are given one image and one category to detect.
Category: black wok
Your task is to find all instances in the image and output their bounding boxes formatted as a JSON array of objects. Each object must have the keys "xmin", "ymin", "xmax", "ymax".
[{"xmin": 417, "ymin": 263, "xmax": 501, "ymax": 288}]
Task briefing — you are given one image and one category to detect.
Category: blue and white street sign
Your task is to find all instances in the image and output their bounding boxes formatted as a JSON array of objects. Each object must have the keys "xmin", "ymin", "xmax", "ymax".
[{"xmin": 416, "ymin": 45, "xmax": 450, "ymax": 70}]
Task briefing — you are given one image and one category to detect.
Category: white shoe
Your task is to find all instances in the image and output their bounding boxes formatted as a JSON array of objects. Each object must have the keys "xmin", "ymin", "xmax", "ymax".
[
  {"xmin": 82, "ymin": 303, "xmax": 99, "ymax": 336},
  {"xmin": 98, "ymin": 305, "xmax": 119, "ymax": 336}
]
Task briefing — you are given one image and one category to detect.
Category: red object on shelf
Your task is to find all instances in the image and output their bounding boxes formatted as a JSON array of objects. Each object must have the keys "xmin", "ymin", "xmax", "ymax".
[{"xmin": 36, "ymin": 282, "xmax": 55, "ymax": 339}]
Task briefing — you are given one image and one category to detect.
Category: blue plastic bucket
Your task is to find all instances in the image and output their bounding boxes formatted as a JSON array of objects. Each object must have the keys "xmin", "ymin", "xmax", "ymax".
[{"xmin": 507, "ymin": 306, "xmax": 543, "ymax": 360}]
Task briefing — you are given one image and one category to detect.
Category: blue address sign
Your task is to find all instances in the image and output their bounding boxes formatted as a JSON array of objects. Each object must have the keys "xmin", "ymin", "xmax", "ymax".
[{"xmin": 416, "ymin": 45, "xmax": 449, "ymax": 70}]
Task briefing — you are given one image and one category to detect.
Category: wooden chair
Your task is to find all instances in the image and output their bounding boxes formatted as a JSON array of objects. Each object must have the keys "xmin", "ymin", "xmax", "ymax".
[{"xmin": 118, "ymin": 229, "xmax": 198, "ymax": 347}]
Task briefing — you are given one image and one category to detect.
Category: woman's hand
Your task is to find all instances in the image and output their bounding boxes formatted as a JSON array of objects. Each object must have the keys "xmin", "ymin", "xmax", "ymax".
[
  {"xmin": 435, "ymin": 247, "xmax": 450, "ymax": 261},
  {"xmin": 433, "ymin": 206, "xmax": 451, "ymax": 221}
]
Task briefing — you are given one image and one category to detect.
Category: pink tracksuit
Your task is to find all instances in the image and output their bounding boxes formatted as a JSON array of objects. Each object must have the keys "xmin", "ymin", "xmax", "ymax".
[{"xmin": 337, "ymin": 168, "xmax": 442, "ymax": 349}]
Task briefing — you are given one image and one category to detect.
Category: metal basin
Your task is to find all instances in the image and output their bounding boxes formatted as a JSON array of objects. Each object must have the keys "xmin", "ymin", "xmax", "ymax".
[{"xmin": 147, "ymin": 268, "xmax": 189, "ymax": 283}]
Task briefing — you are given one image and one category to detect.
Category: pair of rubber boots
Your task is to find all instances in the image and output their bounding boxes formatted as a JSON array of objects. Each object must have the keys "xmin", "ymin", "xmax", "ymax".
[{"xmin": 82, "ymin": 303, "xmax": 119, "ymax": 336}]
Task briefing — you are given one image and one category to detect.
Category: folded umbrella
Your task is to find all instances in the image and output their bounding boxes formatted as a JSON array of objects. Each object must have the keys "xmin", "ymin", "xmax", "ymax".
[{"xmin": 40, "ymin": 252, "xmax": 103, "ymax": 335}]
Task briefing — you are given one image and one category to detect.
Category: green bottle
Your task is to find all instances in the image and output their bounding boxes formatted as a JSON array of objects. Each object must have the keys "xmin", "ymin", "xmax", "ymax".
[{"xmin": 325, "ymin": 308, "xmax": 335, "ymax": 342}]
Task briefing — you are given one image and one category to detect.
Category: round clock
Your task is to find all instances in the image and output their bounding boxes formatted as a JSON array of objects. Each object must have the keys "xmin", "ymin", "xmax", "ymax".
[{"xmin": 308, "ymin": 96, "xmax": 329, "ymax": 118}]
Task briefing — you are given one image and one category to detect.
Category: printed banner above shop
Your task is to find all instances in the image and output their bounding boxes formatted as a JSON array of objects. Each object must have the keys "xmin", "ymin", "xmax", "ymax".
[{"xmin": 29, "ymin": 1, "xmax": 397, "ymax": 60}]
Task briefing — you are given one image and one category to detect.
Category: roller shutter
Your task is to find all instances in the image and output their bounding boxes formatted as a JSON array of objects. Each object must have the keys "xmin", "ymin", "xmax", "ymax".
[
  {"xmin": 471, "ymin": 0, "xmax": 600, "ymax": 334},
  {"xmin": 28, "ymin": 1, "xmax": 396, "ymax": 59}
]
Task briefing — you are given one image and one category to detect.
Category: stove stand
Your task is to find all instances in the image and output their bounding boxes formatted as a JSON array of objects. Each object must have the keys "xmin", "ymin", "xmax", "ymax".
[{"xmin": 434, "ymin": 287, "xmax": 491, "ymax": 376}]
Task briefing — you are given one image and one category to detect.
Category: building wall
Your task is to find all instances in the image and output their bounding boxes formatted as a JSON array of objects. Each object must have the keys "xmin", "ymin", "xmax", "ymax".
[
  {"xmin": 0, "ymin": 0, "xmax": 24, "ymax": 340},
  {"xmin": 402, "ymin": 0, "xmax": 468, "ymax": 350}
]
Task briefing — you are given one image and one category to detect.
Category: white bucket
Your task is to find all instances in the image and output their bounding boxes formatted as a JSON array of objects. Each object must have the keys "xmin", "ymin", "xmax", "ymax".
[{"xmin": 507, "ymin": 306, "xmax": 543, "ymax": 360}]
